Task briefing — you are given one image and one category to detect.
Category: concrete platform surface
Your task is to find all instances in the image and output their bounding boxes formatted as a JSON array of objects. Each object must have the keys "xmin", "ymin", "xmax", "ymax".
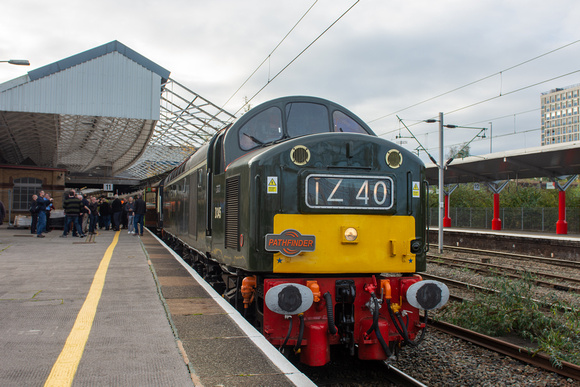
[
  {"xmin": 0, "ymin": 227, "xmax": 193, "ymax": 386},
  {"xmin": 0, "ymin": 226, "xmax": 314, "ymax": 386}
]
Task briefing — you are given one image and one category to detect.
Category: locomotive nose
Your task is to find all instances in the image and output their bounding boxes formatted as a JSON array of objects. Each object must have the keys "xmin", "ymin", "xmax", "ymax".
[
  {"xmin": 405, "ymin": 280, "xmax": 449, "ymax": 310},
  {"xmin": 265, "ymin": 283, "xmax": 314, "ymax": 315}
]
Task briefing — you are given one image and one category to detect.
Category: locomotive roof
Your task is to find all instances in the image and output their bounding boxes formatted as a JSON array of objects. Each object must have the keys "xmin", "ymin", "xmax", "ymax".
[{"xmin": 221, "ymin": 96, "xmax": 376, "ymax": 167}]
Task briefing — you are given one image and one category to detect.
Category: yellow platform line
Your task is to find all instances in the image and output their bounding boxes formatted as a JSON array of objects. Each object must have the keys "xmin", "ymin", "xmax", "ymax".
[{"xmin": 44, "ymin": 231, "xmax": 120, "ymax": 387}]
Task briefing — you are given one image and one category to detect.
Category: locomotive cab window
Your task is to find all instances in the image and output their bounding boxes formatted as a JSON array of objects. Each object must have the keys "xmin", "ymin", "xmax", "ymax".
[
  {"xmin": 333, "ymin": 110, "xmax": 368, "ymax": 134},
  {"xmin": 286, "ymin": 102, "xmax": 329, "ymax": 137},
  {"xmin": 239, "ymin": 106, "xmax": 283, "ymax": 151}
]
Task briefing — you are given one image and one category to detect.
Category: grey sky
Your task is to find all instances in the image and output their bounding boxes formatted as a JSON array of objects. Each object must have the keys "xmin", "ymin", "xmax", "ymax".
[{"xmin": 2, "ymin": 0, "xmax": 579, "ymax": 163}]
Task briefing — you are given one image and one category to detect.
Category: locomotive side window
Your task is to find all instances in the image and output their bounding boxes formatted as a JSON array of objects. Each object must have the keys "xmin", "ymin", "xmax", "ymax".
[
  {"xmin": 333, "ymin": 110, "xmax": 368, "ymax": 134},
  {"xmin": 286, "ymin": 102, "xmax": 329, "ymax": 137},
  {"xmin": 239, "ymin": 107, "xmax": 283, "ymax": 151}
]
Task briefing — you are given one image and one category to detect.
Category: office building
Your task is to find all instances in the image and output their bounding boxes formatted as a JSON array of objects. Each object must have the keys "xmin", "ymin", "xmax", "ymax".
[{"xmin": 541, "ymin": 84, "xmax": 580, "ymax": 145}]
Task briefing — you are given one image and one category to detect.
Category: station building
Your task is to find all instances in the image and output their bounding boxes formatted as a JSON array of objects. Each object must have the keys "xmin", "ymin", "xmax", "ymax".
[{"xmin": 0, "ymin": 41, "xmax": 233, "ymax": 225}]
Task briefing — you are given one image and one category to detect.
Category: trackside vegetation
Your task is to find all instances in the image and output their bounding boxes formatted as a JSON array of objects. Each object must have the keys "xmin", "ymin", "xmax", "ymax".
[{"xmin": 439, "ymin": 273, "xmax": 580, "ymax": 368}]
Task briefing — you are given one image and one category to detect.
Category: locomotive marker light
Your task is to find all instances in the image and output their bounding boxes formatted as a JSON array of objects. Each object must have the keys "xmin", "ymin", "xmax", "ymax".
[
  {"xmin": 342, "ymin": 226, "xmax": 358, "ymax": 243},
  {"xmin": 386, "ymin": 149, "xmax": 403, "ymax": 169},
  {"xmin": 265, "ymin": 283, "xmax": 314, "ymax": 315},
  {"xmin": 405, "ymin": 280, "xmax": 449, "ymax": 310}
]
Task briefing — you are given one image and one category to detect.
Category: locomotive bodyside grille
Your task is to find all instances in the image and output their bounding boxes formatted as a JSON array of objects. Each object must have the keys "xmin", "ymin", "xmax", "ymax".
[{"xmin": 225, "ymin": 176, "xmax": 240, "ymax": 250}]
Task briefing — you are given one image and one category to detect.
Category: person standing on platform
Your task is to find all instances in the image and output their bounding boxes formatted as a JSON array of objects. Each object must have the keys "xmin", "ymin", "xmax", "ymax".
[
  {"xmin": 124, "ymin": 196, "xmax": 136, "ymax": 234},
  {"xmin": 29, "ymin": 194, "xmax": 39, "ymax": 234},
  {"xmin": 88, "ymin": 196, "xmax": 98, "ymax": 234},
  {"xmin": 44, "ymin": 193, "xmax": 54, "ymax": 232},
  {"xmin": 99, "ymin": 197, "xmax": 111, "ymax": 230},
  {"xmin": 36, "ymin": 191, "xmax": 47, "ymax": 238},
  {"xmin": 133, "ymin": 193, "xmax": 146, "ymax": 236},
  {"xmin": 0, "ymin": 199, "xmax": 5, "ymax": 227},
  {"xmin": 111, "ymin": 195, "xmax": 123, "ymax": 231},
  {"xmin": 79, "ymin": 194, "xmax": 90, "ymax": 234},
  {"xmin": 61, "ymin": 190, "xmax": 85, "ymax": 238}
]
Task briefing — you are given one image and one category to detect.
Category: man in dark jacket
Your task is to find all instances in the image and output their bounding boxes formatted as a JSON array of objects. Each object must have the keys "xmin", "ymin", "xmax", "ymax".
[
  {"xmin": 111, "ymin": 195, "xmax": 123, "ymax": 231},
  {"xmin": 29, "ymin": 194, "xmax": 38, "ymax": 234},
  {"xmin": 0, "ymin": 199, "xmax": 5, "ymax": 226},
  {"xmin": 99, "ymin": 197, "xmax": 111, "ymax": 230},
  {"xmin": 61, "ymin": 190, "xmax": 84, "ymax": 238},
  {"xmin": 36, "ymin": 191, "xmax": 47, "ymax": 238},
  {"xmin": 133, "ymin": 194, "xmax": 146, "ymax": 236}
]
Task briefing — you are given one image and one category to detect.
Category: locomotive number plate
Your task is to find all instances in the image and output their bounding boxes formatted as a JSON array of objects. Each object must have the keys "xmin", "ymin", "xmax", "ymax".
[{"xmin": 305, "ymin": 174, "xmax": 393, "ymax": 210}]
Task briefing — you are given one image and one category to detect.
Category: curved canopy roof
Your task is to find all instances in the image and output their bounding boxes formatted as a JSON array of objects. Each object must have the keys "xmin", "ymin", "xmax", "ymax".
[
  {"xmin": 0, "ymin": 41, "xmax": 234, "ymax": 182},
  {"xmin": 425, "ymin": 141, "xmax": 580, "ymax": 184}
]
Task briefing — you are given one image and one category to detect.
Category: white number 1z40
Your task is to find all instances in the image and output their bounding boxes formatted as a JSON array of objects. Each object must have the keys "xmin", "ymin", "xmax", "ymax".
[{"xmin": 305, "ymin": 174, "xmax": 393, "ymax": 210}]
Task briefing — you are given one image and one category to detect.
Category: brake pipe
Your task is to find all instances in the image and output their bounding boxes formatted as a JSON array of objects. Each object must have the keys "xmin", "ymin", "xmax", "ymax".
[
  {"xmin": 323, "ymin": 292, "xmax": 338, "ymax": 334},
  {"xmin": 387, "ymin": 299, "xmax": 414, "ymax": 346},
  {"xmin": 293, "ymin": 313, "xmax": 305, "ymax": 354},
  {"xmin": 368, "ymin": 292, "xmax": 393, "ymax": 359},
  {"xmin": 279, "ymin": 315, "xmax": 293, "ymax": 351}
]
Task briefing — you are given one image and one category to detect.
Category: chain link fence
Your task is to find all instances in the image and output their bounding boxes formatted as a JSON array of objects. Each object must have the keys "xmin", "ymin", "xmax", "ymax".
[{"xmin": 429, "ymin": 207, "xmax": 580, "ymax": 234}]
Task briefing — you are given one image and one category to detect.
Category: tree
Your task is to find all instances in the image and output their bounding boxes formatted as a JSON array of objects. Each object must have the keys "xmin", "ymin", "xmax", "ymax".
[{"xmin": 447, "ymin": 142, "xmax": 470, "ymax": 160}]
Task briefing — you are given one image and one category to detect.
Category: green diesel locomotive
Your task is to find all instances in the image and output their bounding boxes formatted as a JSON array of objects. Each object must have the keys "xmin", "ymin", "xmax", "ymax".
[{"xmin": 160, "ymin": 96, "xmax": 448, "ymax": 366}]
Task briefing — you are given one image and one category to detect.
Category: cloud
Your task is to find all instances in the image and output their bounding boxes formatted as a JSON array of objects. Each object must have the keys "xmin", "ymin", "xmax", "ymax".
[{"xmin": 2, "ymin": 0, "xmax": 580, "ymax": 163}]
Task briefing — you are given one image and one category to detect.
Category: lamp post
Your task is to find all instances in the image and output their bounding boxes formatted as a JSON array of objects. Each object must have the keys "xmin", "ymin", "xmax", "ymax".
[
  {"xmin": 425, "ymin": 113, "xmax": 445, "ymax": 253},
  {"xmin": 426, "ymin": 114, "xmax": 487, "ymax": 253},
  {"xmin": 0, "ymin": 59, "xmax": 30, "ymax": 66},
  {"xmin": 438, "ymin": 113, "xmax": 444, "ymax": 253}
]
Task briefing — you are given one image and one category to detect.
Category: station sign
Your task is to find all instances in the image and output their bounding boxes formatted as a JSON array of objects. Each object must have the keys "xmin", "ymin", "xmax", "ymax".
[{"xmin": 104, "ymin": 183, "xmax": 113, "ymax": 191}]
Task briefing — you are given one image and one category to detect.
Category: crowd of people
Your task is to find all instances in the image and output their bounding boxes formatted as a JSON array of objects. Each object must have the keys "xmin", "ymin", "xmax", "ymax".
[{"xmin": 30, "ymin": 190, "xmax": 146, "ymax": 238}]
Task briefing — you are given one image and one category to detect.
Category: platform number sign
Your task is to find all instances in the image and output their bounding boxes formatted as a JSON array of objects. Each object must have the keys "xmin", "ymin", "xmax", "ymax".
[{"xmin": 104, "ymin": 183, "xmax": 113, "ymax": 191}]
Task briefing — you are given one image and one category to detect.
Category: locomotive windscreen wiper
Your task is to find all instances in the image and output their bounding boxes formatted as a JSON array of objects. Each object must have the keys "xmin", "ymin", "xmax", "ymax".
[{"xmin": 243, "ymin": 133, "xmax": 264, "ymax": 145}]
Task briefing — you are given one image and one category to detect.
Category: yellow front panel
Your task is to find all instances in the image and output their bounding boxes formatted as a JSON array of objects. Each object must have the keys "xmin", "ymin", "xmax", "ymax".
[{"xmin": 272, "ymin": 214, "xmax": 416, "ymax": 274}]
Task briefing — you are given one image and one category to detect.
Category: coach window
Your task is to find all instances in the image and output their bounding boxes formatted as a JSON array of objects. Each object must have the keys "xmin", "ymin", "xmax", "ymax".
[
  {"xmin": 333, "ymin": 110, "xmax": 368, "ymax": 134},
  {"xmin": 13, "ymin": 177, "xmax": 42, "ymax": 210},
  {"xmin": 239, "ymin": 107, "xmax": 283, "ymax": 151}
]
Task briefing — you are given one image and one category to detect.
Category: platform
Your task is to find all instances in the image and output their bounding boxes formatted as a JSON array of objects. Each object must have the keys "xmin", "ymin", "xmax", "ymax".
[
  {"xmin": 0, "ymin": 226, "xmax": 313, "ymax": 386},
  {"xmin": 429, "ymin": 227, "xmax": 580, "ymax": 260}
]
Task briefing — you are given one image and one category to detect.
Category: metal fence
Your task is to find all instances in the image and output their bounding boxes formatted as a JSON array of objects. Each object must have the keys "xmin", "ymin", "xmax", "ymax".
[{"xmin": 429, "ymin": 207, "xmax": 580, "ymax": 234}]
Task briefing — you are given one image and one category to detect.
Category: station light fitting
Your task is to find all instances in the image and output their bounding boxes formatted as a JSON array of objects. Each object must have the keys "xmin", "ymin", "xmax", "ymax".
[{"xmin": 0, "ymin": 59, "xmax": 30, "ymax": 66}]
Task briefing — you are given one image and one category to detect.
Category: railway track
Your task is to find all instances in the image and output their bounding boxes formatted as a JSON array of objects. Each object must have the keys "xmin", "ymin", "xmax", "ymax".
[
  {"xmin": 421, "ymin": 272, "xmax": 572, "ymax": 313},
  {"xmin": 383, "ymin": 364, "xmax": 428, "ymax": 386},
  {"xmin": 427, "ymin": 255, "xmax": 580, "ymax": 293},
  {"xmin": 296, "ymin": 351, "xmax": 429, "ymax": 386},
  {"xmin": 439, "ymin": 245, "xmax": 580, "ymax": 269},
  {"xmin": 429, "ymin": 320, "xmax": 580, "ymax": 381}
]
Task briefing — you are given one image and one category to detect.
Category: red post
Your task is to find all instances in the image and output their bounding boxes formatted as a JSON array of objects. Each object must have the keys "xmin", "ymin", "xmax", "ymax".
[
  {"xmin": 491, "ymin": 193, "xmax": 501, "ymax": 230},
  {"xmin": 556, "ymin": 190, "xmax": 567, "ymax": 234},
  {"xmin": 443, "ymin": 194, "xmax": 451, "ymax": 227}
]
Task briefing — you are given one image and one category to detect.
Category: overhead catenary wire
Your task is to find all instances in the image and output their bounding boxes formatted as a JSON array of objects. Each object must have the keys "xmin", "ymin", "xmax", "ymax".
[
  {"xmin": 231, "ymin": 0, "xmax": 361, "ymax": 118},
  {"xmin": 221, "ymin": 0, "xmax": 319, "ymax": 111},
  {"xmin": 369, "ymin": 39, "xmax": 580, "ymax": 124},
  {"xmin": 376, "ymin": 68, "xmax": 580, "ymax": 140}
]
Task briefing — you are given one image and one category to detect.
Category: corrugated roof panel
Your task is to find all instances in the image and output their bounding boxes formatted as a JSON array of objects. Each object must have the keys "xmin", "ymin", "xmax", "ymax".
[
  {"xmin": 28, "ymin": 40, "xmax": 170, "ymax": 83},
  {"xmin": 0, "ymin": 52, "xmax": 161, "ymax": 120}
]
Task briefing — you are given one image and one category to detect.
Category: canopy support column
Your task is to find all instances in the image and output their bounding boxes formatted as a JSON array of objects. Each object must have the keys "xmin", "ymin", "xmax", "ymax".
[
  {"xmin": 554, "ymin": 175, "xmax": 578, "ymax": 235},
  {"xmin": 487, "ymin": 181, "xmax": 509, "ymax": 231},
  {"xmin": 443, "ymin": 184, "xmax": 458, "ymax": 228}
]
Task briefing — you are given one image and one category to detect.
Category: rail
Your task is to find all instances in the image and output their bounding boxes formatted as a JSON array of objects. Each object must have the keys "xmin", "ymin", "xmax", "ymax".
[{"xmin": 429, "ymin": 320, "xmax": 580, "ymax": 381}]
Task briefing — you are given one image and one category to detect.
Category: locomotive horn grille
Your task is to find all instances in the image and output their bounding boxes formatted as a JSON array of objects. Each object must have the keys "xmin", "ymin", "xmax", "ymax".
[{"xmin": 291, "ymin": 145, "xmax": 310, "ymax": 166}]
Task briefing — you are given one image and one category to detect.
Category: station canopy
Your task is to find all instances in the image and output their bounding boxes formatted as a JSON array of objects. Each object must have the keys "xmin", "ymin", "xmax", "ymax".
[
  {"xmin": 0, "ymin": 41, "xmax": 235, "ymax": 183},
  {"xmin": 425, "ymin": 141, "xmax": 580, "ymax": 185}
]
